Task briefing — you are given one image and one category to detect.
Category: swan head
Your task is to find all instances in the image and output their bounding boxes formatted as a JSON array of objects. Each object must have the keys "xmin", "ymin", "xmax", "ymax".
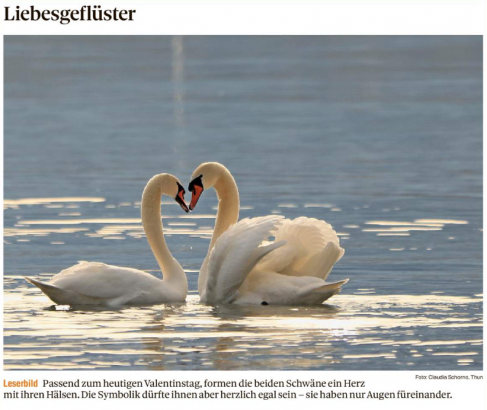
[
  {"xmin": 188, "ymin": 162, "xmax": 224, "ymax": 211},
  {"xmin": 157, "ymin": 174, "xmax": 189, "ymax": 213}
]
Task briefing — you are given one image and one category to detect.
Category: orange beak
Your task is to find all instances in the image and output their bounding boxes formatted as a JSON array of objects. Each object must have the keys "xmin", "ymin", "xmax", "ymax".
[{"xmin": 189, "ymin": 185, "xmax": 203, "ymax": 211}]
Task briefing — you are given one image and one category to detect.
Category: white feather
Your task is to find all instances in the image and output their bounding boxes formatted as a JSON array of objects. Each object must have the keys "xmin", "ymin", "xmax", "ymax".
[
  {"xmin": 25, "ymin": 262, "xmax": 181, "ymax": 306},
  {"xmin": 259, "ymin": 217, "xmax": 345, "ymax": 279},
  {"xmin": 25, "ymin": 174, "xmax": 188, "ymax": 306},
  {"xmin": 192, "ymin": 162, "xmax": 349, "ymax": 306},
  {"xmin": 204, "ymin": 215, "xmax": 285, "ymax": 304}
]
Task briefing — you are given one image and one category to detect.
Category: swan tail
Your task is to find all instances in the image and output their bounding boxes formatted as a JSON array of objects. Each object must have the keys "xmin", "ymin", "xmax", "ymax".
[
  {"xmin": 25, "ymin": 277, "xmax": 70, "ymax": 305},
  {"xmin": 25, "ymin": 276, "xmax": 104, "ymax": 305},
  {"xmin": 296, "ymin": 278, "xmax": 349, "ymax": 305}
]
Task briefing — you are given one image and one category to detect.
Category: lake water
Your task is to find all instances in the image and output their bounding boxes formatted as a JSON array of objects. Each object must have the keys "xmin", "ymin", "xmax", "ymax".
[{"xmin": 4, "ymin": 36, "xmax": 483, "ymax": 370}]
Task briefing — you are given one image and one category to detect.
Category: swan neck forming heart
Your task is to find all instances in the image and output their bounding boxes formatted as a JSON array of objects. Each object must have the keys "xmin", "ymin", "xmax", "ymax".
[
  {"xmin": 210, "ymin": 168, "xmax": 240, "ymax": 251},
  {"xmin": 141, "ymin": 175, "xmax": 188, "ymax": 293}
]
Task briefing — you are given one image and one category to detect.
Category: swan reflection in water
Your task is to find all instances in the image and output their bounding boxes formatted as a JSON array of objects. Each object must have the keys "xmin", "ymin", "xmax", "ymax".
[{"xmin": 4, "ymin": 281, "xmax": 482, "ymax": 370}]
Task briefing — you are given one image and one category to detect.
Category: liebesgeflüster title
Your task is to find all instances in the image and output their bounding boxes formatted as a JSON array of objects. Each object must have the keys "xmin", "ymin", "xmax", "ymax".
[{"xmin": 4, "ymin": 5, "xmax": 136, "ymax": 24}]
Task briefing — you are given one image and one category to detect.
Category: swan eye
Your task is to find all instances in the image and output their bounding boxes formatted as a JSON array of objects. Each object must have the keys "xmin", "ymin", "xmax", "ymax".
[
  {"xmin": 176, "ymin": 182, "xmax": 186, "ymax": 196},
  {"xmin": 188, "ymin": 175, "xmax": 203, "ymax": 193}
]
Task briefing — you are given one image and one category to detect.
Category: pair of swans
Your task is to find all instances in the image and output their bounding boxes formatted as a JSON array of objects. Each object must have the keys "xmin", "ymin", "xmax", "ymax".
[{"xmin": 26, "ymin": 163, "xmax": 348, "ymax": 307}]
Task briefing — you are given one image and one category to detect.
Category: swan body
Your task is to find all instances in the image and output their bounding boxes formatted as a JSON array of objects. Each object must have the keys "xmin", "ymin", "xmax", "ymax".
[
  {"xmin": 25, "ymin": 174, "xmax": 189, "ymax": 307},
  {"xmin": 26, "ymin": 261, "xmax": 185, "ymax": 306},
  {"xmin": 188, "ymin": 163, "xmax": 348, "ymax": 306}
]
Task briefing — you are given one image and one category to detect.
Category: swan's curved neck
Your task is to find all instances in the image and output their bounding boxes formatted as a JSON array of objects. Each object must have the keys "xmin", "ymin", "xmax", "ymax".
[
  {"xmin": 141, "ymin": 178, "xmax": 186, "ymax": 290},
  {"xmin": 210, "ymin": 167, "xmax": 240, "ymax": 251}
]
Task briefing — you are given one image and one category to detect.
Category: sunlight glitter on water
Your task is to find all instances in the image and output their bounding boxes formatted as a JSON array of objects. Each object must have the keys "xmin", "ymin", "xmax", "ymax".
[
  {"xmin": 365, "ymin": 221, "xmax": 444, "ymax": 227},
  {"xmin": 3, "ymin": 196, "xmax": 482, "ymax": 370},
  {"xmin": 4, "ymin": 227, "xmax": 90, "ymax": 237},
  {"xmin": 4, "ymin": 197, "xmax": 106, "ymax": 209},
  {"xmin": 4, "ymin": 277, "xmax": 483, "ymax": 371},
  {"xmin": 5, "ymin": 197, "xmax": 472, "ymax": 251},
  {"xmin": 303, "ymin": 203, "xmax": 334, "ymax": 208},
  {"xmin": 17, "ymin": 215, "xmax": 216, "ymax": 226},
  {"xmin": 415, "ymin": 219, "xmax": 469, "ymax": 225},
  {"xmin": 363, "ymin": 227, "xmax": 442, "ymax": 232}
]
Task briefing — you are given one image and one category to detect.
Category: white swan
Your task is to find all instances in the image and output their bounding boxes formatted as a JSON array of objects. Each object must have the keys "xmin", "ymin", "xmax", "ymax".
[
  {"xmin": 188, "ymin": 162, "xmax": 348, "ymax": 306},
  {"xmin": 25, "ymin": 174, "xmax": 190, "ymax": 306}
]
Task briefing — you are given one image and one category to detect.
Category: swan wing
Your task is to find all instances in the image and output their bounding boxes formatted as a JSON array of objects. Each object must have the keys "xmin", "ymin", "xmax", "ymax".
[
  {"xmin": 205, "ymin": 215, "xmax": 286, "ymax": 305},
  {"xmin": 258, "ymin": 217, "xmax": 344, "ymax": 280}
]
